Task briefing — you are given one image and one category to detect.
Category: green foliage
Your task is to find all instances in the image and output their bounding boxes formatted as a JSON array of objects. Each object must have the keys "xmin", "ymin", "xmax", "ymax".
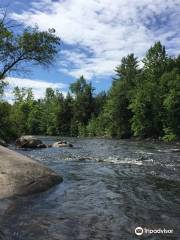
[
  {"xmin": 10, "ymin": 87, "xmax": 34, "ymax": 135},
  {"xmin": 0, "ymin": 101, "xmax": 16, "ymax": 140},
  {"xmin": 143, "ymin": 41, "xmax": 168, "ymax": 79},
  {"xmin": 101, "ymin": 54, "xmax": 138, "ymax": 138},
  {"xmin": 40, "ymin": 88, "xmax": 59, "ymax": 135},
  {"xmin": 93, "ymin": 91, "xmax": 106, "ymax": 116},
  {"xmin": 162, "ymin": 128, "xmax": 177, "ymax": 142},
  {"xmin": 86, "ymin": 117, "xmax": 98, "ymax": 136},
  {"xmin": 0, "ymin": 81, "xmax": 7, "ymax": 97},
  {"xmin": 0, "ymin": 41, "xmax": 180, "ymax": 142},
  {"xmin": 70, "ymin": 76, "xmax": 94, "ymax": 134},
  {"xmin": 78, "ymin": 123, "xmax": 87, "ymax": 137},
  {"xmin": 161, "ymin": 69, "xmax": 180, "ymax": 137},
  {"xmin": 86, "ymin": 116, "xmax": 105, "ymax": 137},
  {"xmin": 129, "ymin": 42, "xmax": 169, "ymax": 138},
  {"xmin": 56, "ymin": 92, "xmax": 73, "ymax": 136},
  {"xmin": 27, "ymin": 102, "xmax": 43, "ymax": 135},
  {"xmin": 129, "ymin": 80, "xmax": 163, "ymax": 137},
  {"xmin": 0, "ymin": 23, "xmax": 60, "ymax": 80}
]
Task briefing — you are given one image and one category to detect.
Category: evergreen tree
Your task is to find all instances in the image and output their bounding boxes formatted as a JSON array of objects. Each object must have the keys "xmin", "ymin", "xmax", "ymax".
[
  {"xmin": 161, "ymin": 67, "xmax": 180, "ymax": 140},
  {"xmin": 10, "ymin": 87, "xmax": 35, "ymax": 135},
  {"xmin": 130, "ymin": 42, "xmax": 169, "ymax": 138},
  {"xmin": 40, "ymin": 88, "xmax": 58, "ymax": 135},
  {"xmin": 102, "ymin": 54, "xmax": 139, "ymax": 138},
  {"xmin": 55, "ymin": 92, "xmax": 73, "ymax": 136},
  {"xmin": 70, "ymin": 76, "xmax": 94, "ymax": 135},
  {"xmin": 27, "ymin": 101, "xmax": 44, "ymax": 135}
]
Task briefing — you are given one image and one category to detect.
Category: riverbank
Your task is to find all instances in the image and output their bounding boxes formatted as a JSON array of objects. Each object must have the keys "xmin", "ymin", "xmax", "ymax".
[{"xmin": 0, "ymin": 145, "xmax": 63, "ymax": 199}]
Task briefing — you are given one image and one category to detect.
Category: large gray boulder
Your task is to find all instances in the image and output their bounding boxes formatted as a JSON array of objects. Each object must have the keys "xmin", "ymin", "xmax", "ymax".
[
  {"xmin": 15, "ymin": 136, "xmax": 46, "ymax": 148},
  {"xmin": 0, "ymin": 145, "xmax": 63, "ymax": 199}
]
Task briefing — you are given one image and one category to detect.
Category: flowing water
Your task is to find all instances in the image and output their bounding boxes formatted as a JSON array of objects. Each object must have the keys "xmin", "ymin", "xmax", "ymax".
[{"xmin": 0, "ymin": 137, "xmax": 180, "ymax": 240}]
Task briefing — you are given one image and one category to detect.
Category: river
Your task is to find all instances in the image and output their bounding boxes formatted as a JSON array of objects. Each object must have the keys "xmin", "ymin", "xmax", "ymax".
[{"xmin": 0, "ymin": 137, "xmax": 180, "ymax": 239}]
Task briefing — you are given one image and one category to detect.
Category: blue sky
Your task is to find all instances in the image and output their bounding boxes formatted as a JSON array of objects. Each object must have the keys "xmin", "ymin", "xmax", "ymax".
[{"xmin": 2, "ymin": 0, "xmax": 180, "ymax": 99}]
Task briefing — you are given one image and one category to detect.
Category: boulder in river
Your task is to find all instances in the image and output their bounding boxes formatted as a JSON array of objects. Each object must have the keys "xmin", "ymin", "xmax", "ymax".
[
  {"xmin": 170, "ymin": 148, "xmax": 180, "ymax": 152},
  {"xmin": 47, "ymin": 144, "xmax": 52, "ymax": 148},
  {"xmin": 15, "ymin": 136, "xmax": 46, "ymax": 148},
  {"xmin": 0, "ymin": 138, "xmax": 8, "ymax": 147},
  {"xmin": 53, "ymin": 141, "xmax": 73, "ymax": 148},
  {"xmin": 36, "ymin": 143, "xmax": 47, "ymax": 149},
  {"xmin": 0, "ymin": 145, "xmax": 63, "ymax": 199}
]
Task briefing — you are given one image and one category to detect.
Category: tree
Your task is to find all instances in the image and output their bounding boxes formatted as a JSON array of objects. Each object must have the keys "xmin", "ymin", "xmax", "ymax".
[
  {"xmin": 160, "ymin": 67, "xmax": 180, "ymax": 141},
  {"xmin": 102, "ymin": 54, "xmax": 139, "ymax": 138},
  {"xmin": 129, "ymin": 42, "xmax": 169, "ymax": 138},
  {"xmin": 0, "ymin": 101, "xmax": 15, "ymax": 140},
  {"xmin": 0, "ymin": 41, "xmax": 180, "ymax": 142},
  {"xmin": 70, "ymin": 76, "xmax": 94, "ymax": 135},
  {"xmin": 129, "ymin": 80, "xmax": 163, "ymax": 138},
  {"xmin": 10, "ymin": 87, "xmax": 35, "ymax": 135},
  {"xmin": 93, "ymin": 91, "xmax": 107, "ymax": 116},
  {"xmin": 0, "ymin": 11, "xmax": 61, "ymax": 139},
  {"xmin": 0, "ymin": 81, "xmax": 7, "ymax": 97},
  {"xmin": 27, "ymin": 101, "xmax": 44, "ymax": 135},
  {"xmin": 56, "ymin": 92, "xmax": 73, "ymax": 136},
  {"xmin": 143, "ymin": 41, "xmax": 168, "ymax": 79},
  {"xmin": 115, "ymin": 53, "xmax": 139, "ymax": 86},
  {"xmin": 40, "ymin": 88, "xmax": 58, "ymax": 135},
  {"xmin": 0, "ymin": 22, "xmax": 60, "ymax": 80}
]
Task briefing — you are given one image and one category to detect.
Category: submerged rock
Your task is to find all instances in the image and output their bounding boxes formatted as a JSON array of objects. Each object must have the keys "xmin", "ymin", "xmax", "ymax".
[
  {"xmin": 0, "ymin": 145, "xmax": 63, "ymax": 199},
  {"xmin": 15, "ymin": 136, "xmax": 46, "ymax": 149}
]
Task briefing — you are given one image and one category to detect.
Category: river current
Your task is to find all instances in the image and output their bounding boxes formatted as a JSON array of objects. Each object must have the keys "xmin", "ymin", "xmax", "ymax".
[{"xmin": 0, "ymin": 137, "xmax": 180, "ymax": 239}]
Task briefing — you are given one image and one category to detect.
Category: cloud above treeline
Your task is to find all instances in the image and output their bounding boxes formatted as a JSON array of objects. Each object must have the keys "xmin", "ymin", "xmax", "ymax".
[
  {"xmin": 12, "ymin": 0, "xmax": 180, "ymax": 79},
  {"xmin": 5, "ymin": 77, "xmax": 67, "ymax": 101}
]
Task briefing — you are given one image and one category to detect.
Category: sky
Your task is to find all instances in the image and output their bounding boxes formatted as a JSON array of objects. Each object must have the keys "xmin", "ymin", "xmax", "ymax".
[{"xmin": 1, "ymin": 0, "xmax": 180, "ymax": 100}]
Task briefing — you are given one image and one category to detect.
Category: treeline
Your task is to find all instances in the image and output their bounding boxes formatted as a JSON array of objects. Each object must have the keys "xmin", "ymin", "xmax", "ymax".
[
  {"xmin": 0, "ymin": 42, "xmax": 180, "ymax": 141},
  {"xmin": 0, "ymin": 77, "xmax": 106, "ymax": 140}
]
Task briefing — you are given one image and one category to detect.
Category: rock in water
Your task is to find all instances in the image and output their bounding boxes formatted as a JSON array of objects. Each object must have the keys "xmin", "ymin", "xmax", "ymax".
[
  {"xmin": 0, "ymin": 145, "xmax": 63, "ymax": 199},
  {"xmin": 170, "ymin": 148, "xmax": 180, "ymax": 152},
  {"xmin": 0, "ymin": 138, "xmax": 8, "ymax": 147},
  {"xmin": 53, "ymin": 141, "xmax": 73, "ymax": 148},
  {"xmin": 15, "ymin": 135, "xmax": 45, "ymax": 148},
  {"xmin": 37, "ymin": 143, "xmax": 47, "ymax": 148}
]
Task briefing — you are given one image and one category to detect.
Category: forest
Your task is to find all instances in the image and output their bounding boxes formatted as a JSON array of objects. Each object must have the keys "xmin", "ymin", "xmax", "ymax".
[{"xmin": 0, "ymin": 41, "xmax": 180, "ymax": 142}]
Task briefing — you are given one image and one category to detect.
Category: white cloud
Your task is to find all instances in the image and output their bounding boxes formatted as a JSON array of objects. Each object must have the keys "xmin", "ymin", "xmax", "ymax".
[
  {"xmin": 5, "ymin": 77, "xmax": 68, "ymax": 101},
  {"xmin": 11, "ymin": 0, "xmax": 180, "ymax": 79}
]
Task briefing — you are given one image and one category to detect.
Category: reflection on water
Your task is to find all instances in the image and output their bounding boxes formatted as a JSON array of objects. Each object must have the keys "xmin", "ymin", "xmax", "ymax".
[{"xmin": 0, "ymin": 137, "xmax": 180, "ymax": 239}]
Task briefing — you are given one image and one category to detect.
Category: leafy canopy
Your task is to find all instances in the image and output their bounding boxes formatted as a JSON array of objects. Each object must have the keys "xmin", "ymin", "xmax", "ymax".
[{"xmin": 0, "ymin": 22, "xmax": 60, "ymax": 80}]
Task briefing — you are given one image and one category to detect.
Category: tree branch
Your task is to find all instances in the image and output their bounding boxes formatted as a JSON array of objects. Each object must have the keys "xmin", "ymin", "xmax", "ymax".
[{"xmin": 0, "ymin": 53, "xmax": 25, "ymax": 79}]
